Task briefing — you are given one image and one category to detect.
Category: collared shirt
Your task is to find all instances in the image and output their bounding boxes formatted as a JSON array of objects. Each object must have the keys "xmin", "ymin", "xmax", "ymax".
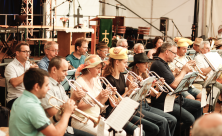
[
  {"xmin": 40, "ymin": 77, "xmax": 69, "ymax": 117},
  {"xmin": 150, "ymin": 57, "xmax": 175, "ymax": 103},
  {"xmin": 194, "ymin": 53, "xmax": 214, "ymax": 80},
  {"xmin": 38, "ymin": 56, "xmax": 50, "ymax": 72},
  {"xmin": 4, "ymin": 58, "xmax": 30, "ymax": 102},
  {"xmin": 9, "ymin": 90, "xmax": 51, "ymax": 136},
  {"xmin": 66, "ymin": 52, "xmax": 86, "ymax": 69}
]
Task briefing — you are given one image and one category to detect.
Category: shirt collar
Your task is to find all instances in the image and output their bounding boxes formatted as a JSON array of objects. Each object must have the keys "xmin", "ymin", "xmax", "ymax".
[
  {"xmin": 23, "ymin": 90, "xmax": 41, "ymax": 104},
  {"xmin": 49, "ymin": 77, "xmax": 60, "ymax": 86},
  {"xmin": 43, "ymin": 56, "xmax": 50, "ymax": 62},
  {"xmin": 72, "ymin": 52, "xmax": 84, "ymax": 60},
  {"xmin": 14, "ymin": 57, "xmax": 30, "ymax": 66},
  {"xmin": 155, "ymin": 57, "xmax": 168, "ymax": 65}
]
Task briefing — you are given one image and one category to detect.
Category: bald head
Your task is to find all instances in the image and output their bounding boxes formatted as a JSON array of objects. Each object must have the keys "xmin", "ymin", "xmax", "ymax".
[{"xmin": 192, "ymin": 113, "xmax": 222, "ymax": 136}]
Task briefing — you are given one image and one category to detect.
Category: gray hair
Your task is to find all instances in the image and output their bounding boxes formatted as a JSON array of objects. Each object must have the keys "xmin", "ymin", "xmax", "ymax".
[
  {"xmin": 44, "ymin": 41, "xmax": 58, "ymax": 50},
  {"xmin": 116, "ymin": 39, "xmax": 127, "ymax": 47},
  {"xmin": 192, "ymin": 118, "xmax": 222, "ymax": 136},
  {"xmin": 134, "ymin": 43, "xmax": 144, "ymax": 51},
  {"xmin": 199, "ymin": 41, "xmax": 210, "ymax": 49}
]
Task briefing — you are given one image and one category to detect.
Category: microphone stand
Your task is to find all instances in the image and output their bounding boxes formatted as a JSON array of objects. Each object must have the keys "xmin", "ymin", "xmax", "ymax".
[
  {"xmin": 51, "ymin": 0, "xmax": 70, "ymax": 40},
  {"xmin": 99, "ymin": 1, "xmax": 126, "ymax": 36}
]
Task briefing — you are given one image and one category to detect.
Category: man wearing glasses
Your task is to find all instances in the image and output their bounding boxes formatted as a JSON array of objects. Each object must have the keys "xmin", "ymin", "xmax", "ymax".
[
  {"xmin": 96, "ymin": 41, "xmax": 108, "ymax": 61},
  {"xmin": 38, "ymin": 41, "xmax": 59, "ymax": 71},
  {"xmin": 116, "ymin": 39, "xmax": 128, "ymax": 49},
  {"xmin": 4, "ymin": 42, "xmax": 38, "ymax": 109}
]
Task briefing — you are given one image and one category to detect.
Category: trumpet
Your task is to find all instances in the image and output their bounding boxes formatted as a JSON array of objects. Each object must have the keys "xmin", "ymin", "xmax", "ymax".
[
  {"xmin": 28, "ymin": 59, "xmax": 36, "ymax": 65},
  {"xmin": 186, "ymin": 55, "xmax": 204, "ymax": 74},
  {"xmin": 47, "ymin": 92, "xmax": 101, "ymax": 127},
  {"xmin": 65, "ymin": 77, "xmax": 108, "ymax": 113},
  {"xmin": 125, "ymin": 68, "xmax": 162, "ymax": 98},
  {"xmin": 174, "ymin": 58, "xmax": 207, "ymax": 80},
  {"xmin": 148, "ymin": 71, "xmax": 175, "ymax": 93},
  {"xmin": 99, "ymin": 77, "xmax": 123, "ymax": 107}
]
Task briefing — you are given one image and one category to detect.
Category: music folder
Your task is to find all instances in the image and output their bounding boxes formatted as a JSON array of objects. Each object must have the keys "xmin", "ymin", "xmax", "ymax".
[{"xmin": 204, "ymin": 52, "xmax": 222, "ymax": 71}]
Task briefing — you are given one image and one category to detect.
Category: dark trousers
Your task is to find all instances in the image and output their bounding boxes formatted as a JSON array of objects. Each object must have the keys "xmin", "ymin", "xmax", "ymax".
[
  {"xmin": 152, "ymin": 98, "xmax": 202, "ymax": 134},
  {"xmin": 106, "ymin": 106, "xmax": 159, "ymax": 136},
  {"xmin": 6, "ymin": 98, "xmax": 17, "ymax": 110},
  {"xmin": 139, "ymin": 100, "xmax": 177, "ymax": 136}
]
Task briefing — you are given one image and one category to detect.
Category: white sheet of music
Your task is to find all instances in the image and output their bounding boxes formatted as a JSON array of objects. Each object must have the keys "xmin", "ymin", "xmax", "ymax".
[
  {"xmin": 204, "ymin": 52, "xmax": 222, "ymax": 71},
  {"xmin": 164, "ymin": 94, "xmax": 176, "ymax": 112},
  {"xmin": 201, "ymin": 88, "xmax": 207, "ymax": 107},
  {"xmin": 0, "ymin": 130, "xmax": 6, "ymax": 136},
  {"xmin": 106, "ymin": 97, "xmax": 139, "ymax": 131},
  {"xmin": 207, "ymin": 86, "xmax": 220, "ymax": 105}
]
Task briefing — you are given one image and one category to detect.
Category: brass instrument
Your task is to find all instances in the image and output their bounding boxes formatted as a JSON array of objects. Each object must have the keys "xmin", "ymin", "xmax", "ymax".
[
  {"xmin": 174, "ymin": 58, "xmax": 207, "ymax": 80},
  {"xmin": 28, "ymin": 59, "xmax": 36, "ymax": 65},
  {"xmin": 186, "ymin": 55, "xmax": 204, "ymax": 74},
  {"xmin": 125, "ymin": 68, "xmax": 162, "ymax": 98},
  {"xmin": 65, "ymin": 77, "xmax": 108, "ymax": 113},
  {"xmin": 47, "ymin": 92, "xmax": 101, "ymax": 127},
  {"xmin": 99, "ymin": 77, "xmax": 123, "ymax": 107}
]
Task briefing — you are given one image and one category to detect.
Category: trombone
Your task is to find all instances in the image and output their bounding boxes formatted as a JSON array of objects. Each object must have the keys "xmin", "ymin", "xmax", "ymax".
[
  {"xmin": 99, "ymin": 77, "xmax": 123, "ymax": 107},
  {"xmin": 65, "ymin": 77, "xmax": 108, "ymax": 113},
  {"xmin": 125, "ymin": 68, "xmax": 162, "ymax": 98},
  {"xmin": 47, "ymin": 92, "xmax": 100, "ymax": 127},
  {"xmin": 174, "ymin": 58, "xmax": 207, "ymax": 80}
]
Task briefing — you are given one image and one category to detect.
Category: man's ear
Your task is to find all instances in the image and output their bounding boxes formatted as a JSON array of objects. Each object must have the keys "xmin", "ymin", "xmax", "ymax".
[
  {"xmin": 33, "ymin": 83, "xmax": 39, "ymax": 91},
  {"xmin": 51, "ymin": 66, "xmax": 57, "ymax": 73},
  {"xmin": 15, "ymin": 51, "xmax": 20, "ymax": 56},
  {"xmin": 96, "ymin": 50, "xmax": 100, "ymax": 54},
  {"xmin": 44, "ymin": 49, "xmax": 48, "ymax": 55}
]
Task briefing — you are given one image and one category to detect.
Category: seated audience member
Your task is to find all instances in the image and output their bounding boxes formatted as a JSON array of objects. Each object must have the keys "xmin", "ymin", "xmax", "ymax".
[
  {"xmin": 9, "ymin": 68, "xmax": 75, "ymax": 136},
  {"xmin": 116, "ymin": 39, "xmax": 128, "ymax": 49},
  {"xmin": 4, "ymin": 42, "xmax": 38, "ymax": 109},
  {"xmin": 40, "ymin": 56, "xmax": 92, "ymax": 136},
  {"xmin": 192, "ymin": 38, "xmax": 203, "ymax": 57},
  {"xmin": 192, "ymin": 113, "xmax": 222, "ymax": 136},
  {"xmin": 96, "ymin": 41, "xmax": 109, "ymax": 60},
  {"xmin": 168, "ymin": 37, "xmax": 202, "ymax": 101},
  {"xmin": 71, "ymin": 55, "xmax": 126, "ymax": 136},
  {"xmin": 147, "ymin": 36, "xmax": 163, "ymax": 59},
  {"xmin": 133, "ymin": 43, "xmax": 144, "ymax": 54},
  {"xmin": 38, "ymin": 41, "xmax": 58, "ymax": 71},
  {"xmin": 66, "ymin": 37, "xmax": 88, "ymax": 69},
  {"xmin": 150, "ymin": 42, "xmax": 202, "ymax": 136}
]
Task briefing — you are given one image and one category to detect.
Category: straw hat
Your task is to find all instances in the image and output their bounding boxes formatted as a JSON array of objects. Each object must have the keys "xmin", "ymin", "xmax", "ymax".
[
  {"xmin": 109, "ymin": 47, "xmax": 128, "ymax": 60},
  {"xmin": 174, "ymin": 37, "xmax": 193, "ymax": 47},
  {"xmin": 193, "ymin": 38, "xmax": 203, "ymax": 46}
]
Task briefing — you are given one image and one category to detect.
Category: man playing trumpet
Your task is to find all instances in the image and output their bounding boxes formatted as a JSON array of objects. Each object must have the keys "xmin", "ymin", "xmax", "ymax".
[
  {"xmin": 9, "ymin": 68, "xmax": 76, "ymax": 136},
  {"xmin": 40, "ymin": 56, "xmax": 93, "ymax": 136},
  {"xmin": 168, "ymin": 37, "xmax": 202, "ymax": 101}
]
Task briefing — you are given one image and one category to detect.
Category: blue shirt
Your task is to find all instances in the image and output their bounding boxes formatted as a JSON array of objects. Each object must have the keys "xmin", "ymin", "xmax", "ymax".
[
  {"xmin": 9, "ymin": 90, "xmax": 51, "ymax": 136},
  {"xmin": 38, "ymin": 56, "xmax": 50, "ymax": 72},
  {"xmin": 66, "ymin": 52, "xmax": 86, "ymax": 69}
]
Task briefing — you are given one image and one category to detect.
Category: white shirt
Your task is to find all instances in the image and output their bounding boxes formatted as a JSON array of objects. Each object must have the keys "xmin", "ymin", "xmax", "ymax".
[
  {"xmin": 4, "ymin": 58, "xmax": 30, "ymax": 102},
  {"xmin": 168, "ymin": 55, "xmax": 189, "ymax": 71}
]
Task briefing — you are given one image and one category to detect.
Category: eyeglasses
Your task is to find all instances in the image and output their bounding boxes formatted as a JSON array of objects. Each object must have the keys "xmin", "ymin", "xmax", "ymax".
[
  {"xmin": 47, "ymin": 49, "xmax": 59, "ymax": 53},
  {"xmin": 100, "ymin": 50, "xmax": 108, "ymax": 53},
  {"xmin": 168, "ymin": 50, "xmax": 177, "ymax": 55},
  {"xmin": 20, "ymin": 50, "xmax": 31, "ymax": 54}
]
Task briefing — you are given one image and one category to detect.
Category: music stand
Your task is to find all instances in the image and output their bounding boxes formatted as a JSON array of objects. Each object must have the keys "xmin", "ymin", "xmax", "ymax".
[{"xmin": 169, "ymin": 72, "xmax": 198, "ymax": 136}]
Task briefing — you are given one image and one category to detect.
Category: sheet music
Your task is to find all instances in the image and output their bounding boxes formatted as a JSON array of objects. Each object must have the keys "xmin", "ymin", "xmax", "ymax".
[
  {"xmin": 133, "ymin": 124, "xmax": 143, "ymax": 136},
  {"xmin": 0, "ymin": 130, "xmax": 6, "ymax": 136},
  {"xmin": 204, "ymin": 52, "xmax": 222, "ymax": 71},
  {"xmin": 164, "ymin": 94, "xmax": 176, "ymax": 112},
  {"xmin": 106, "ymin": 97, "xmax": 139, "ymax": 131},
  {"xmin": 201, "ymin": 88, "xmax": 207, "ymax": 107},
  {"xmin": 207, "ymin": 86, "xmax": 220, "ymax": 106}
]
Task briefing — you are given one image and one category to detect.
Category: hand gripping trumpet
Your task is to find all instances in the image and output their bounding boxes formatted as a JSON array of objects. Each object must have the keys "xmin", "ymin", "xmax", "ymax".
[
  {"xmin": 125, "ymin": 68, "xmax": 162, "ymax": 98},
  {"xmin": 99, "ymin": 77, "xmax": 123, "ymax": 107},
  {"xmin": 47, "ymin": 92, "xmax": 100, "ymax": 127},
  {"xmin": 174, "ymin": 58, "xmax": 207, "ymax": 81},
  {"xmin": 65, "ymin": 77, "xmax": 108, "ymax": 113}
]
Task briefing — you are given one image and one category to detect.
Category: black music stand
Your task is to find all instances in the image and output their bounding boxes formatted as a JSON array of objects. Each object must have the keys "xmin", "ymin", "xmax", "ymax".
[{"xmin": 169, "ymin": 72, "xmax": 198, "ymax": 136}]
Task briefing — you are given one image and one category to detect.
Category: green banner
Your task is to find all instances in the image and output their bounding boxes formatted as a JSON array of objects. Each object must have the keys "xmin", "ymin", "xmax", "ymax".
[{"xmin": 99, "ymin": 19, "xmax": 113, "ymax": 47}]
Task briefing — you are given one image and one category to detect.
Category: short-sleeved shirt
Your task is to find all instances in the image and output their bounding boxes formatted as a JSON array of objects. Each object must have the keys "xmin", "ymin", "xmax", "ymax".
[
  {"xmin": 9, "ymin": 90, "xmax": 51, "ymax": 136},
  {"xmin": 40, "ymin": 77, "xmax": 69, "ymax": 117},
  {"xmin": 66, "ymin": 52, "xmax": 86, "ymax": 69},
  {"xmin": 194, "ymin": 53, "xmax": 214, "ymax": 79},
  {"xmin": 38, "ymin": 56, "xmax": 50, "ymax": 72},
  {"xmin": 150, "ymin": 57, "xmax": 175, "ymax": 103},
  {"xmin": 168, "ymin": 55, "xmax": 189, "ymax": 71},
  {"xmin": 4, "ymin": 58, "xmax": 31, "ymax": 102}
]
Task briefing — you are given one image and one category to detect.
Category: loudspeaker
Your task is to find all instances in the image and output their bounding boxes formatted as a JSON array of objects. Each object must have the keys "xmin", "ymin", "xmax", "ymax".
[{"xmin": 160, "ymin": 17, "xmax": 169, "ymax": 31}]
